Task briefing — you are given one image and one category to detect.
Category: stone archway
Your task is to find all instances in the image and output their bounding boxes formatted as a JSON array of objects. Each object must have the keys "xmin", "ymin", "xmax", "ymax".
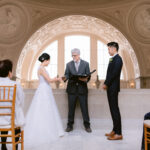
[{"xmin": 16, "ymin": 15, "xmax": 140, "ymax": 88}]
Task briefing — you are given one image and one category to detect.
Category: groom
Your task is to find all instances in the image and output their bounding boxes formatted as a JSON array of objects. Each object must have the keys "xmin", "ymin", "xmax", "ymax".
[
  {"xmin": 63, "ymin": 48, "xmax": 92, "ymax": 133},
  {"xmin": 103, "ymin": 42, "xmax": 123, "ymax": 140}
]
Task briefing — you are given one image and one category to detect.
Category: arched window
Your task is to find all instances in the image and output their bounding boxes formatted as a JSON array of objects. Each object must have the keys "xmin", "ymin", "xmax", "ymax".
[
  {"xmin": 65, "ymin": 35, "xmax": 90, "ymax": 66},
  {"xmin": 32, "ymin": 40, "xmax": 58, "ymax": 79},
  {"xmin": 97, "ymin": 40, "xmax": 124, "ymax": 80},
  {"xmin": 97, "ymin": 41, "xmax": 110, "ymax": 79}
]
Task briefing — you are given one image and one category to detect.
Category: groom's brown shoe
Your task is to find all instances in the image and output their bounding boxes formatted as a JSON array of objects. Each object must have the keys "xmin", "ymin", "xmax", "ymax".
[
  {"xmin": 107, "ymin": 134, "xmax": 123, "ymax": 140},
  {"xmin": 105, "ymin": 131, "xmax": 115, "ymax": 137}
]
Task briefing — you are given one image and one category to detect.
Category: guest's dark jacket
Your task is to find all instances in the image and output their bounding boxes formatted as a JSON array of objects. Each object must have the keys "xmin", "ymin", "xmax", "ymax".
[
  {"xmin": 104, "ymin": 54, "xmax": 123, "ymax": 92},
  {"xmin": 65, "ymin": 59, "xmax": 91, "ymax": 94}
]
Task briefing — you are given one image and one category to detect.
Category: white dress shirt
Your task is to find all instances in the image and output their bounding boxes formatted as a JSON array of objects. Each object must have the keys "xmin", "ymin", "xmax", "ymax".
[
  {"xmin": 0, "ymin": 77, "xmax": 25, "ymax": 127},
  {"xmin": 74, "ymin": 59, "xmax": 81, "ymax": 72},
  {"xmin": 112, "ymin": 53, "xmax": 118, "ymax": 58}
]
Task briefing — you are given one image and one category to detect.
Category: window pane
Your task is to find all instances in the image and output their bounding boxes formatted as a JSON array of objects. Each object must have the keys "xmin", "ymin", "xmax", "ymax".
[
  {"xmin": 65, "ymin": 35, "xmax": 90, "ymax": 67},
  {"xmin": 32, "ymin": 40, "xmax": 58, "ymax": 79},
  {"xmin": 97, "ymin": 40, "xmax": 124, "ymax": 80},
  {"xmin": 97, "ymin": 41, "xmax": 110, "ymax": 79}
]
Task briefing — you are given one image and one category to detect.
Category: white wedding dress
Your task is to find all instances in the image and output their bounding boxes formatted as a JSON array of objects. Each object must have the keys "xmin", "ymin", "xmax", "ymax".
[{"xmin": 24, "ymin": 66, "xmax": 64, "ymax": 149}]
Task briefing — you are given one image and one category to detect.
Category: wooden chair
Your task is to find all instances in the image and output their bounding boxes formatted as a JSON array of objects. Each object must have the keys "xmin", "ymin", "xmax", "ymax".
[
  {"xmin": 144, "ymin": 120, "xmax": 150, "ymax": 150},
  {"xmin": 0, "ymin": 85, "xmax": 24, "ymax": 150}
]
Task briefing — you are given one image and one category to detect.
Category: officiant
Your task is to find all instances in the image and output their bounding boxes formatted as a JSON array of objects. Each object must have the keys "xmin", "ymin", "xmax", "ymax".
[{"xmin": 63, "ymin": 48, "xmax": 92, "ymax": 133}]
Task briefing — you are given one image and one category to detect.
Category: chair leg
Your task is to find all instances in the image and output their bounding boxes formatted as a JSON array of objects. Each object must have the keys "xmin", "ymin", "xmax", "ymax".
[
  {"xmin": 21, "ymin": 130, "xmax": 24, "ymax": 150},
  {"xmin": 15, "ymin": 128, "xmax": 21, "ymax": 150},
  {"xmin": 12, "ymin": 130, "xmax": 16, "ymax": 150},
  {"xmin": 12, "ymin": 138, "xmax": 16, "ymax": 150}
]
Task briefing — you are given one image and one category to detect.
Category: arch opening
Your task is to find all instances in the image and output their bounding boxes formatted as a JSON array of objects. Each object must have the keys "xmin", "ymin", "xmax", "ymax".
[{"xmin": 16, "ymin": 15, "xmax": 140, "ymax": 89}]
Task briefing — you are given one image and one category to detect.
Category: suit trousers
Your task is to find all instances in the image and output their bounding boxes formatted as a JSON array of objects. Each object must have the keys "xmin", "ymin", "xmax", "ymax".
[
  {"xmin": 67, "ymin": 93, "xmax": 90, "ymax": 128},
  {"xmin": 107, "ymin": 90, "xmax": 122, "ymax": 135},
  {"xmin": 1, "ymin": 128, "xmax": 21, "ymax": 150}
]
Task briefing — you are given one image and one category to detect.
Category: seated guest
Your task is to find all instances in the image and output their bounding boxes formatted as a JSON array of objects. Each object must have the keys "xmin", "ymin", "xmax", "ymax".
[
  {"xmin": 0, "ymin": 59, "xmax": 25, "ymax": 150},
  {"xmin": 141, "ymin": 112, "xmax": 150, "ymax": 150}
]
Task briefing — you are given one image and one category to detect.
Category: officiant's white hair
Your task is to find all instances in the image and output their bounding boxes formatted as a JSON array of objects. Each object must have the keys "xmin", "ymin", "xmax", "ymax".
[{"xmin": 71, "ymin": 48, "xmax": 80, "ymax": 55}]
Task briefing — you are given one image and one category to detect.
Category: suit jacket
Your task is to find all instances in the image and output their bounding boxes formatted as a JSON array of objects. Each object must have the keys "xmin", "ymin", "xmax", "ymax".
[
  {"xmin": 65, "ymin": 59, "xmax": 91, "ymax": 94},
  {"xmin": 104, "ymin": 54, "xmax": 123, "ymax": 92}
]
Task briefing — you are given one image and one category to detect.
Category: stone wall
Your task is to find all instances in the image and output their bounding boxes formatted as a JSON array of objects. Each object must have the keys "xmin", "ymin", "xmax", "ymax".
[{"xmin": 24, "ymin": 89, "xmax": 150, "ymax": 120}]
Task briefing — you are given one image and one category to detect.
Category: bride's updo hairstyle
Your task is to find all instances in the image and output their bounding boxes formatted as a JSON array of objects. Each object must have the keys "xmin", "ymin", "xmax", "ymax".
[{"xmin": 38, "ymin": 53, "xmax": 50, "ymax": 62}]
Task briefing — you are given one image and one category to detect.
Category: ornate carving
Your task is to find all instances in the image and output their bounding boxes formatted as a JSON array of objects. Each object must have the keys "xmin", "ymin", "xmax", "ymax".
[
  {"xmin": 0, "ymin": 3, "xmax": 29, "ymax": 44},
  {"xmin": 128, "ymin": 2, "xmax": 150, "ymax": 43},
  {"xmin": 135, "ymin": 8, "xmax": 150, "ymax": 37},
  {"xmin": 20, "ymin": 0, "xmax": 131, "ymax": 8},
  {"xmin": 16, "ymin": 15, "xmax": 140, "ymax": 79},
  {"xmin": 0, "ymin": 7, "xmax": 18, "ymax": 36}
]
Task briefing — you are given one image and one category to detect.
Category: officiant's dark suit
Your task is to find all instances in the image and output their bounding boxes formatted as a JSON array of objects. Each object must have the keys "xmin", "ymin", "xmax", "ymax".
[
  {"xmin": 104, "ymin": 54, "xmax": 123, "ymax": 135},
  {"xmin": 65, "ymin": 59, "xmax": 91, "ymax": 131}
]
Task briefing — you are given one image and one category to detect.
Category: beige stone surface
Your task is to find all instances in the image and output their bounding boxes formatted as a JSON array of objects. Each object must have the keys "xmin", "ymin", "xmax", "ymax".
[{"xmin": 24, "ymin": 89, "xmax": 150, "ymax": 120}]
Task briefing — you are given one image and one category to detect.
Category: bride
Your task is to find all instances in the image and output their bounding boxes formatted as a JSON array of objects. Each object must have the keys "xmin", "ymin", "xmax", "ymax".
[{"xmin": 24, "ymin": 53, "xmax": 64, "ymax": 149}]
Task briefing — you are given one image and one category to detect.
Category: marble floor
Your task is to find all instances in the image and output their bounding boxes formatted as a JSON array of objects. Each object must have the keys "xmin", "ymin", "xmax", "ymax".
[{"xmin": 6, "ymin": 119, "xmax": 143, "ymax": 150}]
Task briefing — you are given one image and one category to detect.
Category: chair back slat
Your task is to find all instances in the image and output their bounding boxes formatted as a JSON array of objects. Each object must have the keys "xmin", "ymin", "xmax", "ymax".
[
  {"xmin": 0, "ymin": 106, "xmax": 12, "ymax": 109},
  {"xmin": 8, "ymin": 87, "xmax": 10, "ymax": 100},
  {"xmin": 0, "ymin": 86, "xmax": 15, "ymax": 101},
  {"xmin": 0, "ymin": 100, "xmax": 12, "ymax": 102},
  {"xmin": 0, "ymin": 85, "xmax": 16, "ymax": 126},
  {"xmin": 3, "ymin": 87, "xmax": 5, "ymax": 100},
  {"xmin": 0, "ymin": 113, "xmax": 11, "ymax": 116}
]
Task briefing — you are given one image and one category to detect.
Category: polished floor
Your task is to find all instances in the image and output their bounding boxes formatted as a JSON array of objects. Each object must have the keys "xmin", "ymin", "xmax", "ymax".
[
  {"xmin": 2, "ymin": 89, "xmax": 149, "ymax": 150},
  {"xmin": 6, "ymin": 119, "xmax": 143, "ymax": 150}
]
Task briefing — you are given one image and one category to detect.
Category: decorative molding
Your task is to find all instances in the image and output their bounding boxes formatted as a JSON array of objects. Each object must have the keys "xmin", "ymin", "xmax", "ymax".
[
  {"xmin": 128, "ymin": 2, "xmax": 150, "ymax": 44},
  {"xmin": 0, "ymin": 1, "xmax": 30, "ymax": 44},
  {"xmin": 20, "ymin": 0, "xmax": 132, "ymax": 9}
]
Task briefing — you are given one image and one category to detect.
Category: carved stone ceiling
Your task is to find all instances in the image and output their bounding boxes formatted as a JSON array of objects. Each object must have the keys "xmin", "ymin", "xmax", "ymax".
[
  {"xmin": 20, "ymin": 0, "xmax": 131, "ymax": 8},
  {"xmin": 16, "ymin": 15, "xmax": 140, "ymax": 79}
]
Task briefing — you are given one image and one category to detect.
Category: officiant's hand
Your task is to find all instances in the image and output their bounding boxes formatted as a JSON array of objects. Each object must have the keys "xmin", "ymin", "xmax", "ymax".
[
  {"xmin": 103, "ymin": 84, "xmax": 108, "ymax": 90},
  {"xmin": 79, "ymin": 77, "xmax": 88, "ymax": 82}
]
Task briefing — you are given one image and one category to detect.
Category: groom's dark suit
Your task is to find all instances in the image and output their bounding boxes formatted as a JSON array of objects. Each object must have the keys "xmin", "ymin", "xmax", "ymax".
[
  {"xmin": 104, "ymin": 54, "xmax": 123, "ymax": 135},
  {"xmin": 65, "ymin": 59, "xmax": 91, "ymax": 127}
]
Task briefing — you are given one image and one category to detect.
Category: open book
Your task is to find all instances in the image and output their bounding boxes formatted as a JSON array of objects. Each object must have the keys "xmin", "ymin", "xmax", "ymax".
[
  {"xmin": 63, "ymin": 69, "xmax": 96, "ymax": 82},
  {"xmin": 71, "ymin": 69, "xmax": 96, "ymax": 78}
]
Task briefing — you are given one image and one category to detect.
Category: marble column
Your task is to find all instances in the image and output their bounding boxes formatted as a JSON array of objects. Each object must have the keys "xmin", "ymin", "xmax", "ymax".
[
  {"xmin": 135, "ymin": 76, "xmax": 150, "ymax": 89},
  {"xmin": 58, "ymin": 35, "xmax": 65, "ymax": 77},
  {"xmin": 90, "ymin": 35, "xmax": 97, "ymax": 80}
]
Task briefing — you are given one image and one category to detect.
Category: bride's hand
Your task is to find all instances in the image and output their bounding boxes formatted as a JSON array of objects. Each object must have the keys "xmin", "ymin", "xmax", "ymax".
[
  {"xmin": 53, "ymin": 77, "xmax": 58, "ymax": 82},
  {"xmin": 54, "ymin": 77, "xmax": 61, "ymax": 82},
  {"xmin": 57, "ymin": 77, "xmax": 62, "ymax": 82}
]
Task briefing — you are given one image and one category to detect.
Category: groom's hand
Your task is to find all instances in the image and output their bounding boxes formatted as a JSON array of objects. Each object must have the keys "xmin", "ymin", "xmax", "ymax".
[
  {"xmin": 103, "ymin": 84, "xmax": 108, "ymax": 90},
  {"xmin": 62, "ymin": 76, "xmax": 67, "ymax": 81}
]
